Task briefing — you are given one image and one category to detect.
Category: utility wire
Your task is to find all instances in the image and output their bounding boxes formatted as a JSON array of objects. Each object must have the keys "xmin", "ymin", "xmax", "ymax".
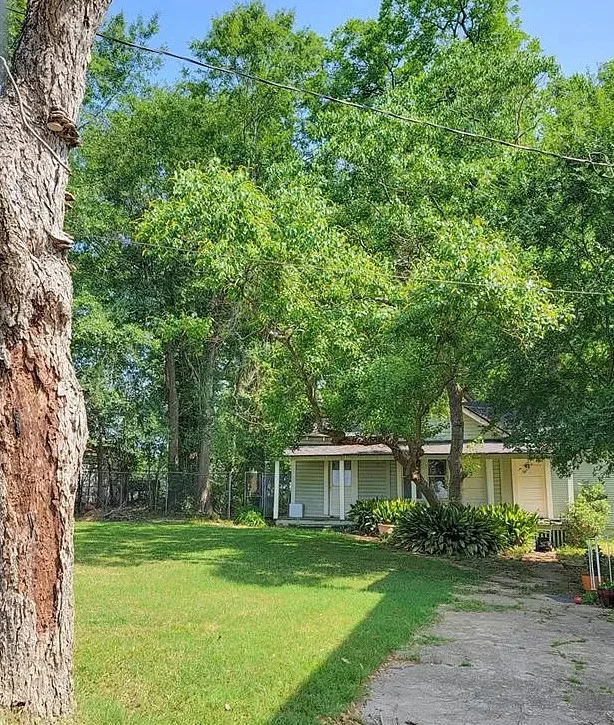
[
  {"xmin": 5, "ymin": 4, "xmax": 614, "ymax": 170},
  {"xmin": 94, "ymin": 33, "xmax": 614, "ymax": 170}
]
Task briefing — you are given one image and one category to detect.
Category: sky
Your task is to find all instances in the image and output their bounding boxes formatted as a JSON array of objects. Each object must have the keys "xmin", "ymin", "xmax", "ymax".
[{"xmin": 107, "ymin": 0, "xmax": 614, "ymax": 80}]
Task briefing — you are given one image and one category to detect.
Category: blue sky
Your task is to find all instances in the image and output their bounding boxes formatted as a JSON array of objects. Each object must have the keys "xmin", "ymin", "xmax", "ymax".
[{"xmin": 108, "ymin": 0, "xmax": 614, "ymax": 78}]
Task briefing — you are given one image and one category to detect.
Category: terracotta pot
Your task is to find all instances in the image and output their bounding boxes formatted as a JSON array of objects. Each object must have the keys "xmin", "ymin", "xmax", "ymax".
[
  {"xmin": 377, "ymin": 523, "xmax": 394, "ymax": 536},
  {"xmin": 581, "ymin": 573, "xmax": 601, "ymax": 591},
  {"xmin": 598, "ymin": 588, "xmax": 614, "ymax": 608}
]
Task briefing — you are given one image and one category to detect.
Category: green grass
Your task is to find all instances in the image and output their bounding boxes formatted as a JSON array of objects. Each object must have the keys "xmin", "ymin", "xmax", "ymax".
[{"xmin": 74, "ymin": 522, "xmax": 466, "ymax": 725}]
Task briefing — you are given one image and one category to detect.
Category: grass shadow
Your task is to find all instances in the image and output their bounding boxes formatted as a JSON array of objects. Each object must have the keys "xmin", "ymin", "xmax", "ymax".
[{"xmin": 75, "ymin": 522, "xmax": 469, "ymax": 725}]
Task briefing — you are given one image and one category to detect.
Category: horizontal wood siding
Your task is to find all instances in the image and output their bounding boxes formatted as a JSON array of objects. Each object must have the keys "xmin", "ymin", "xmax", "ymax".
[
  {"xmin": 462, "ymin": 459, "xmax": 488, "ymax": 505},
  {"xmin": 294, "ymin": 461, "xmax": 324, "ymax": 517},
  {"xmin": 551, "ymin": 469, "xmax": 570, "ymax": 519},
  {"xmin": 499, "ymin": 458, "xmax": 514, "ymax": 504},
  {"xmin": 358, "ymin": 460, "xmax": 393, "ymax": 499},
  {"xmin": 493, "ymin": 459, "xmax": 502, "ymax": 503},
  {"xmin": 429, "ymin": 413, "xmax": 498, "ymax": 442}
]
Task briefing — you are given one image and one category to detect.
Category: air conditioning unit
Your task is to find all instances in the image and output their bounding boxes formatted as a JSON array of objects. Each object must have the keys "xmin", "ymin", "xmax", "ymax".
[{"xmin": 289, "ymin": 503, "xmax": 304, "ymax": 518}]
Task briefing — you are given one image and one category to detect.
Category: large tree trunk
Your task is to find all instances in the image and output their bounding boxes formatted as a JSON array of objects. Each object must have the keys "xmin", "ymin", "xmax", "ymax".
[
  {"xmin": 0, "ymin": 0, "xmax": 111, "ymax": 719},
  {"xmin": 447, "ymin": 377, "xmax": 465, "ymax": 503}
]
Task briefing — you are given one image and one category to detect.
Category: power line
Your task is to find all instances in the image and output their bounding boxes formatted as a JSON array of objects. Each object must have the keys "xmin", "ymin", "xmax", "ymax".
[{"xmin": 5, "ymin": 4, "xmax": 614, "ymax": 170}]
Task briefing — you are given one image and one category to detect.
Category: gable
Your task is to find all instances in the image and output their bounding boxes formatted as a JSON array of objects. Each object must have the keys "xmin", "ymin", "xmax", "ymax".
[{"xmin": 428, "ymin": 408, "xmax": 503, "ymax": 443}]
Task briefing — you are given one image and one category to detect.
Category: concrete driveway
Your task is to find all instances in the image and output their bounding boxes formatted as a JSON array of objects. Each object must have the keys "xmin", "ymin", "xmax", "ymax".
[{"xmin": 360, "ymin": 559, "xmax": 614, "ymax": 725}]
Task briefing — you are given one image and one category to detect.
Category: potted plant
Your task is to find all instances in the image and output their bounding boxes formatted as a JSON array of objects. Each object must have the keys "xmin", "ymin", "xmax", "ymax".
[
  {"xmin": 373, "ymin": 499, "xmax": 414, "ymax": 537},
  {"xmin": 581, "ymin": 549, "xmax": 606, "ymax": 591},
  {"xmin": 597, "ymin": 580, "xmax": 614, "ymax": 608}
]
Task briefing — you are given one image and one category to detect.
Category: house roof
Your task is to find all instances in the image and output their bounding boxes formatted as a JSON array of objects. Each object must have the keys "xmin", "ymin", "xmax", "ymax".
[{"xmin": 284, "ymin": 441, "xmax": 519, "ymax": 458}]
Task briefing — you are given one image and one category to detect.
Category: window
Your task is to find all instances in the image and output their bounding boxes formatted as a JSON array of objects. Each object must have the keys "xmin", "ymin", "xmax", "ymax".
[
  {"xmin": 428, "ymin": 459, "xmax": 448, "ymax": 500},
  {"xmin": 331, "ymin": 461, "xmax": 352, "ymax": 487}
]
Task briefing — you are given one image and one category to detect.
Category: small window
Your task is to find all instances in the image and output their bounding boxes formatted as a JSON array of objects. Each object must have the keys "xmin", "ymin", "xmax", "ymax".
[
  {"xmin": 331, "ymin": 461, "xmax": 352, "ymax": 487},
  {"xmin": 428, "ymin": 459, "xmax": 448, "ymax": 500}
]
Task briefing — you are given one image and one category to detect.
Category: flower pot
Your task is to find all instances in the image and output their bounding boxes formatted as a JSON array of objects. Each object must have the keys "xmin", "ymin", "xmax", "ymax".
[
  {"xmin": 377, "ymin": 523, "xmax": 394, "ymax": 536},
  {"xmin": 581, "ymin": 572, "xmax": 601, "ymax": 591},
  {"xmin": 598, "ymin": 588, "xmax": 614, "ymax": 608}
]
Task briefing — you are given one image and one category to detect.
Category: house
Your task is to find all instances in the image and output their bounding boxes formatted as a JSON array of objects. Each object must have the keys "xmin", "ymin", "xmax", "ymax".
[{"xmin": 270, "ymin": 405, "xmax": 614, "ymax": 529}]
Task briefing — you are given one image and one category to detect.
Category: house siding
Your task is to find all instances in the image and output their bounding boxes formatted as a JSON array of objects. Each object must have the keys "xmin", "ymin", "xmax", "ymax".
[
  {"xmin": 499, "ymin": 458, "xmax": 514, "ymax": 504},
  {"xmin": 294, "ymin": 460, "xmax": 325, "ymax": 516},
  {"xmin": 430, "ymin": 414, "xmax": 498, "ymax": 442},
  {"xmin": 462, "ymin": 459, "xmax": 488, "ymax": 506},
  {"xmin": 493, "ymin": 459, "xmax": 502, "ymax": 503},
  {"xmin": 551, "ymin": 470, "xmax": 570, "ymax": 519},
  {"xmin": 357, "ymin": 460, "xmax": 394, "ymax": 499}
]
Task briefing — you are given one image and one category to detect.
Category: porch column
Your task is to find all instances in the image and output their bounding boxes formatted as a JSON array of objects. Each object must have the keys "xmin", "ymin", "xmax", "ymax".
[
  {"xmin": 339, "ymin": 459, "xmax": 345, "ymax": 520},
  {"xmin": 396, "ymin": 462, "xmax": 403, "ymax": 498},
  {"xmin": 273, "ymin": 460, "xmax": 280, "ymax": 520},
  {"xmin": 323, "ymin": 460, "xmax": 330, "ymax": 516},
  {"xmin": 567, "ymin": 473, "xmax": 575, "ymax": 505},
  {"xmin": 485, "ymin": 459, "xmax": 495, "ymax": 505},
  {"xmin": 290, "ymin": 461, "xmax": 296, "ymax": 503},
  {"xmin": 544, "ymin": 459, "xmax": 555, "ymax": 519}
]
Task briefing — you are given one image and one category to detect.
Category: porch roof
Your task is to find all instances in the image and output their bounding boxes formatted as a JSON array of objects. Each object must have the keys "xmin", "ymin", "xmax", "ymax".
[{"xmin": 284, "ymin": 441, "xmax": 516, "ymax": 457}]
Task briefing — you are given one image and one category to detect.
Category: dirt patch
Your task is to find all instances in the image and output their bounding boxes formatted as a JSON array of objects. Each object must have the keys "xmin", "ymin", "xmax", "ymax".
[{"xmin": 360, "ymin": 559, "xmax": 614, "ymax": 725}]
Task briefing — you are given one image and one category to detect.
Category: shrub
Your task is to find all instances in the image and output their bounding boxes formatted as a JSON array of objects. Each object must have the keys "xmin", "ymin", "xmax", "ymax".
[
  {"xmin": 390, "ymin": 504, "xmax": 501, "ymax": 557},
  {"xmin": 347, "ymin": 499, "xmax": 379, "ymax": 535},
  {"xmin": 479, "ymin": 503, "xmax": 540, "ymax": 548},
  {"xmin": 348, "ymin": 498, "xmax": 416, "ymax": 534},
  {"xmin": 234, "ymin": 507, "xmax": 267, "ymax": 528},
  {"xmin": 372, "ymin": 499, "xmax": 416, "ymax": 525},
  {"xmin": 563, "ymin": 483, "xmax": 611, "ymax": 545}
]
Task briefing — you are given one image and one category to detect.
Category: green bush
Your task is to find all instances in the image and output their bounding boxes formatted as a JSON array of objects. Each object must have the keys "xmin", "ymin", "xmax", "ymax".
[
  {"xmin": 563, "ymin": 483, "xmax": 611, "ymax": 545},
  {"xmin": 390, "ymin": 504, "xmax": 501, "ymax": 557},
  {"xmin": 347, "ymin": 499, "xmax": 379, "ymax": 535},
  {"xmin": 479, "ymin": 503, "xmax": 540, "ymax": 548},
  {"xmin": 348, "ymin": 498, "xmax": 416, "ymax": 534},
  {"xmin": 234, "ymin": 507, "xmax": 267, "ymax": 528},
  {"xmin": 372, "ymin": 499, "xmax": 415, "ymax": 525}
]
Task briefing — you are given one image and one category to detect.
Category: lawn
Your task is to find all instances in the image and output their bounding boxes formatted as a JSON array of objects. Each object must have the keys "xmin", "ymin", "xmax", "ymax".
[{"xmin": 74, "ymin": 522, "xmax": 466, "ymax": 725}]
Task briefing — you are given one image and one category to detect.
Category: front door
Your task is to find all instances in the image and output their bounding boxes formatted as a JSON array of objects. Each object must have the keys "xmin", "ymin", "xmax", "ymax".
[
  {"xmin": 512, "ymin": 459, "xmax": 547, "ymax": 515},
  {"xmin": 329, "ymin": 461, "xmax": 357, "ymax": 517}
]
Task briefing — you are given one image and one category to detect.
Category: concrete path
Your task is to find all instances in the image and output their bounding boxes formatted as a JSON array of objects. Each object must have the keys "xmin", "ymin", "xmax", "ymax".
[{"xmin": 360, "ymin": 560, "xmax": 614, "ymax": 725}]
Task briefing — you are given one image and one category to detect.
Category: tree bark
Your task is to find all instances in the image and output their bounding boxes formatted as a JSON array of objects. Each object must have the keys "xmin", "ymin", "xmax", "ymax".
[
  {"xmin": 165, "ymin": 340, "xmax": 180, "ymax": 472},
  {"xmin": 447, "ymin": 377, "xmax": 465, "ymax": 503},
  {"xmin": 197, "ymin": 340, "xmax": 217, "ymax": 515},
  {"xmin": 96, "ymin": 422, "xmax": 105, "ymax": 508},
  {"xmin": 0, "ymin": 0, "xmax": 111, "ymax": 719}
]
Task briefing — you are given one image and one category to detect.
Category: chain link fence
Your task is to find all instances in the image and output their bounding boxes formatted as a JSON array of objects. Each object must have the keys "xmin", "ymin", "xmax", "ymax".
[{"xmin": 77, "ymin": 465, "xmax": 291, "ymax": 519}]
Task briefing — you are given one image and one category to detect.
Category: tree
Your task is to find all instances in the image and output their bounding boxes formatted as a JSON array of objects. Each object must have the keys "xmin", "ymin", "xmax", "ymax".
[{"xmin": 0, "ymin": 0, "xmax": 111, "ymax": 718}]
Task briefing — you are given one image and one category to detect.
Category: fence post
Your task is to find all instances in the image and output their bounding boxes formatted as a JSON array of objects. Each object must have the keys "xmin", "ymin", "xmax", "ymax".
[
  {"xmin": 273, "ymin": 461, "xmax": 280, "ymax": 521},
  {"xmin": 227, "ymin": 469, "xmax": 233, "ymax": 520}
]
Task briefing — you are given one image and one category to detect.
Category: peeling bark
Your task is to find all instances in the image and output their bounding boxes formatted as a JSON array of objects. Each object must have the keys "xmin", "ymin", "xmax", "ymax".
[{"xmin": 0, "ymin": 0, "xmax": 111, "ymax": 718}]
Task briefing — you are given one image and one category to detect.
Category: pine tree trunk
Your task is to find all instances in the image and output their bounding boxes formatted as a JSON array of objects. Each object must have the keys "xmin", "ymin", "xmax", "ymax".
[
  {"xmin": 0, "ymin": 1, "xmax": 111, "ymax": 718},
  {"xmin": 447, "ymin": 378, "xmax": 465, "ymax": 503}
]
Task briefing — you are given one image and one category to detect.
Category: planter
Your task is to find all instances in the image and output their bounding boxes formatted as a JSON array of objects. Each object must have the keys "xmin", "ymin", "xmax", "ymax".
[
  {"xmin": 377, "ymin": 523, "xmax": 394, "ymax": 536},
  {"xmin": 581, "ymin": 572, "xmax": 601, "ymax": 591},
  {"xmin": 597, "ymin": 588, "xmax": 614, "ymax": 608}
]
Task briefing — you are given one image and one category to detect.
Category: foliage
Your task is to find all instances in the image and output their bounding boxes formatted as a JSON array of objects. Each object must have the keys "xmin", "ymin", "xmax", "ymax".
[
  {"xmin": 348, "ymin": 498, "xmax": 415, "ymax": 534},
  {"xmin": 234, "ymin": 507, "xmax": 267, "ymax": 527},
  {"xmin": 478, "ymin": 503, "xmax": 540, "ymax": 548},
  {"xmin": 74, "ymin": 522, "xmax": 466, "ymax": 724},
  {"xmin": 372, "ymin": 499, "xmax": 416, "ymax": 526},
  {"xmin": 563, "ymin": 484, "xmax": 612, "ymax": 545},
  {"xmin": 390, "ymin": 504, "xmax": 501, "ymax": 556}
]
